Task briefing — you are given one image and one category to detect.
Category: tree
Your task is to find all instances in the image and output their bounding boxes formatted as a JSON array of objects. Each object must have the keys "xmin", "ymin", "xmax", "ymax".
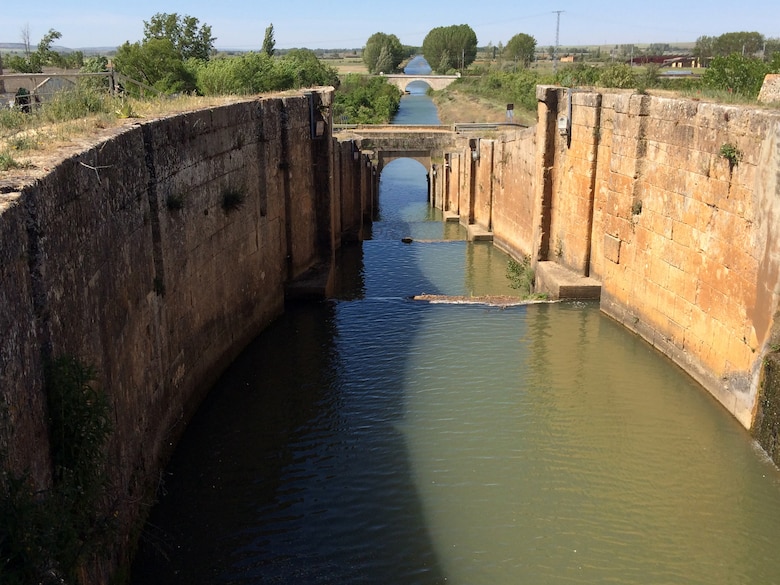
[
  {"xmin": 714, "ymin": 31, "xmax": 764, "ymax": 57},
  {"xmin": 766, "ymin": 38, "xmax": 780, "ymax": 60},
  {"xmin": 363, "ymin": 32, "xmax": 405, "ymax": 74},
  {"xmin": 4, "ymin": 28, "xmax": 63, "ymax": 73},
  {"xmin": 693, "ymin": 35, "xmax": 715, "ymax": 61},
  {"xmin": 422, "ymin": 24, "xmax": 478, "ymax": 74},
  {"xmin": 262, "ymin": 23, "xmax": 276, "ymax": 57},
  {"xmin": 143, "ymin": 13, "xmax": 215, "ymax": 61},
  {"xmin": 504, "ymin": 33, "xmax": 536, "ymax": 68},
  {"xmin": 333, "ymin": 74, "xmax": 401, "ymax": 124},
  {"xmin": 695, "ymin": 31, "xmax": 765, "ymax": 61},
  {"xmin": 114, "ymin": 37, "xmax": 197, "ymax": 93},
  {"xmin": 277, "ymin": 48, "xmax": 339, "ymax": 88},
  {"xmin": 374, "ymin": 45, "xmax": 394, "ymax": 74}
]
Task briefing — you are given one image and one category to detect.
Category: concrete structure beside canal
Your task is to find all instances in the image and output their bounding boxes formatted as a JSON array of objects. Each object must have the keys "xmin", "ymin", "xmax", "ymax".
[{"xmin": 4, "ymin": 84, "xmax": 780, "ymax": 584}]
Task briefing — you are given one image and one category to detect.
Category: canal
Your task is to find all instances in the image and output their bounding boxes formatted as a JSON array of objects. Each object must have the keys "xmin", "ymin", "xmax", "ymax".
[{"xmin": 130, "ymin": 59, "xmax": 780, "ymax": 584}]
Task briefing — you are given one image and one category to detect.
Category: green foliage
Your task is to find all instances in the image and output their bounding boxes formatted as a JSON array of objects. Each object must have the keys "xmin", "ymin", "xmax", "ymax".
[
  {"xmin": 77, "ymin": 56, "xmax": 111, "ymax": 93},
  {"xmin": 554, "ymin": 63, "xmax": 601, "ymax": 87},
  {"xmin": 166, "ymin": 194, "xmax": 185, "ymax": 210},
  {"xmin": 143, "ymin": 12, "xmax": 215, "ymax": 61},
  {"xmin": 222, "ymin": 187, "xmax": 246, "ymax": 212},
  {"xmin": 374, "ymin": 46, "xmax": 394, "ymax": 75},
  {"xmin": 506, "ymin": 256, "xmax": 537, "ymax": 298},
  {"xmin": 363, "ymin": 32, "xmax": 405, "ymax": 74},
  {"xmin": 719, "ymin": 143, "xmax": 743, "ymax": 168},
  {"xmin": 0, "ymin": 356, "xmax": 114, "ymax": 584},
  {"xmin": 192, "ymin": 49, "xmax": 338, "ymax": 96},
  {"xmin": 4, "ymin": 29, "xmax": 63, "ymax": 73},
  {"xmin": 193, "ymin": 52, "xmax": 277, "ymax": 94},
  {"xmin": 114, "ymin": 38, "xmax": 198, "ymax": 94},
  {"xmin": 333, "ymin": 74, "xmax": 401, "ymax": 124},
  {"xmin": 0, "ymin": 152, "xmax": 26, "ymax": 171},
  {"xmin": 422, "ymin": 24, "xmax": 478, "ymax": 74},
  {"xmin": 41, "ymin": 86, "xmax": 115, "ymax": 122},
  {"xmin": 504, "ymin": 33, "xmax": 537, "ymax": 68},
  {"xmin": 695, "ymin": 31, "xmax": 765, "ymax": 60},
  {"xmin": 637, "ymin": 63, "xmax": 661, "ymax": 92},
  {"xmin": 452, "ymin": 70, "xmax": 545, "ymax": 113},
  {"xmin": 703, "ymin": 53, "xmax": 770, "ymax": 97},
  {"xmin": 262, "ymin": 23, "xmax": 276, "ymax": 57},
  {"xmin": 597, "ymin": 63, "xmax": 637, "ymax": 89},
  {"xmin": 279, "ymin": 49, "xmax": 340, "ymax": 88}
]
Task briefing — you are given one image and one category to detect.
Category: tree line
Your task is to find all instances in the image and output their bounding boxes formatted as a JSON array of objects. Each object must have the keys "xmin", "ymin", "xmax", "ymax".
[{"xmin": 362, "ymin": 25, "xmax": 535, "ymax": 75}]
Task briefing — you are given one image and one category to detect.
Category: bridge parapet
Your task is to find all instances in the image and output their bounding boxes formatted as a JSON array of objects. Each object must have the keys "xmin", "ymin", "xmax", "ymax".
[
  {"xmin": 380, "ymin": 74, "xmax": 460, "ymax": 92},
  {"xmin": 336, "ymin": 125, "xmax": 461, "ymax": 173}
]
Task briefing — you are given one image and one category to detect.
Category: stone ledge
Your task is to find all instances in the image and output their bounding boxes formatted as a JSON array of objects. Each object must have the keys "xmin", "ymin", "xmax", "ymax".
[
  {"xmin": 466, "ymin": 224, "xmax": 493, "ymax": 241},
  {"xmin": 443, "ymin": 211, "xmax": 460, "ymax": 222},
  {"xmin": 534, "ymin": 261, "xmax": 601, "ymax": 300},
  {"xmin": 285, "ymin": 261, "xmax": 334, "ymax": 299}
]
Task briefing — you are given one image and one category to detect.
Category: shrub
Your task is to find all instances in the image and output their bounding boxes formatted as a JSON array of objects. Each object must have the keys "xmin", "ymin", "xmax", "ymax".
[
  {"xmin": 703, "ymin": 53, "xmax": 770, "ymax": 98},
  {"xmin": 0, "ymin": 356, "xmax": 114, "ymax": 584}
]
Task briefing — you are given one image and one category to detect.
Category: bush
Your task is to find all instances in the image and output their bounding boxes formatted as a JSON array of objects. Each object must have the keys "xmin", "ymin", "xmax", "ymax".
[
  {"xmin": 333, "ymin": 74, "xmax": 401, "ymax": 124},
  {"xmin": 192, "ymin": 49, "xmax": 339, "ymax": 96},
  {"xmin": 0, "ymin": 356, "xmax": 114, "ymax": 585},
  {"xmin": 597, "ymin": 63, "xmax": 637, "ymax": 89},
  {"xmin": 703, "ymin": 53, "xmax": 770, "ymax": 98}
]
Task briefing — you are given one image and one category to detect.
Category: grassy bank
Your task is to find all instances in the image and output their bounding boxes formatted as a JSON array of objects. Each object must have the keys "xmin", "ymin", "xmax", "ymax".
[{"xmin": 432, "ymin": 88, "xmax": 537, "ymax": 125}]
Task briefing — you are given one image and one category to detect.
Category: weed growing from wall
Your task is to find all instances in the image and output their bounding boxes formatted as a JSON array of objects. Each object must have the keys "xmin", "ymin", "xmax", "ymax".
[
  {"xmin": 0, "ymin": 356, "xmax": 115, "ymax": 585},
  {"xmin": 719, "ymin": 142, "xmax": 742, "ymax": 171},
  {"xmin": 166, "ymin": 194, "xmax": 185, "ymax": 211},
  {"xmin": 506, "ymin": 256, "xmax": 542, "ymax": 299},
  {"xmin": 221, "ymin": 187, "xmax": 246, "ymax": 212}
]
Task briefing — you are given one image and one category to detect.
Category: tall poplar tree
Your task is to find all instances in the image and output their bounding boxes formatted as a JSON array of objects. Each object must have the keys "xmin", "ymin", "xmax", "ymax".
[{"xmin": 262, "ymin": 23, "xmax": 276, "ymax": 57}]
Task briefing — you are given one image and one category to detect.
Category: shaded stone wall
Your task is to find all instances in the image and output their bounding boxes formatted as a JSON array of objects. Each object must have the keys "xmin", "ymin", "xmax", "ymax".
[{"xmin": 0, "ymin": 88, "xmax": 368, "ymax": 582}]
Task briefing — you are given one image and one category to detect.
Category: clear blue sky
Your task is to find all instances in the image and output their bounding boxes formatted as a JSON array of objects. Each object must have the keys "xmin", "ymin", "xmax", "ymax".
[{"xmin": 2, "ymin": 0, "xmax": 778, "ymax": 51}]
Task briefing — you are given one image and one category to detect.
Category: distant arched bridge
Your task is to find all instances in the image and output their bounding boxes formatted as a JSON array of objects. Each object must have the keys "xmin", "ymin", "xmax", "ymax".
[{"xmin": 380, "ymin": 74, "xmax": 460, "ymax": 92}]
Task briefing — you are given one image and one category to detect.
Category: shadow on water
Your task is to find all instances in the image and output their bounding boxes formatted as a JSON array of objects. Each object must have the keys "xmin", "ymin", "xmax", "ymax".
[
  {"xmin": 130, "ymin": 161, "xmax": 454, "ymax": 584},
  {"xmin": 130, "ymin": 298, "xmax": 449, "ymax": 584}
]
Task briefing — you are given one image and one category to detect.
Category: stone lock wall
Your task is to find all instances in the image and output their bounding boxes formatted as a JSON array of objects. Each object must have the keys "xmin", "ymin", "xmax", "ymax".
[
  {"xmin": 438, "ymin": 86, "xmax": 780, "ymax": 450},
  {"xmin": 0, "ymin": 88, "xmax": 370, "ymax": 582}
]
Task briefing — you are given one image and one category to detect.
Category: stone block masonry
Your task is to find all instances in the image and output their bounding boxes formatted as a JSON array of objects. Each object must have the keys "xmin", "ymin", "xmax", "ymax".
[
  {"xmin": 437, "ymin": 86, "xmax": 780, "ymax": 462},
  {"xmin": 0, "ymin": 88, "xmax": 371, "ymax": 584}
]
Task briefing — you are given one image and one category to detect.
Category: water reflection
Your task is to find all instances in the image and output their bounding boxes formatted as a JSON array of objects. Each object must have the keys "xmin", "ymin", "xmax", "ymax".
[{"xmin": 130, "ymin": 58, "xmax": 780, "ymax": 585}]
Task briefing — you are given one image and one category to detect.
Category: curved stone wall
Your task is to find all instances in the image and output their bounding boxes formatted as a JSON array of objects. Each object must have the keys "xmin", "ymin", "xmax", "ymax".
[{"xmin": 0, "ymin": 88, "xmax": 374, "ymax": 582}]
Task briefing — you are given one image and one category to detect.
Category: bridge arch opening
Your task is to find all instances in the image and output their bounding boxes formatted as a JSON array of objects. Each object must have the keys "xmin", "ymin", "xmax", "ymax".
[
  {"xmin": 403, "ymin": 80, "xmax": 433, "ymax": 94},
  {"xmin": 376, "ymin": 150, "xmax": 432, "ymax": 175}
]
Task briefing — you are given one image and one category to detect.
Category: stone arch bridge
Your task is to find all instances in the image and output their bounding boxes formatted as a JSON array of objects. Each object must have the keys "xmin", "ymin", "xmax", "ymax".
[
  {"xmin": 335, "ymin": 125, "xmax": 460, "ymax": 174},
  {"xmin": 380, "ymin": 74, "xmax": 460, "ymax": 92}
]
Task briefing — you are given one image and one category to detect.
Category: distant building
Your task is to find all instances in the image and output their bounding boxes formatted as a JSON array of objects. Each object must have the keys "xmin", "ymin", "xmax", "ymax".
[{"xmin": 663, "ymin": 56, "xmax": 703, "ymax": 68}]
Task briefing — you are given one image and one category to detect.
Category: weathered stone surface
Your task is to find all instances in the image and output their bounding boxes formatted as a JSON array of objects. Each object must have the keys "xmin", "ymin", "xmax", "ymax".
[
  {"xmin": 436, "ymin": 86, "xmax": 780, "ymax": 442},
  {"xmin": 758, "ymin": 74, "xmax": 780, "ymax": 104},
  {"xmin": 0, "ymin": 88, "xmax": 369, "ymax": 584}
]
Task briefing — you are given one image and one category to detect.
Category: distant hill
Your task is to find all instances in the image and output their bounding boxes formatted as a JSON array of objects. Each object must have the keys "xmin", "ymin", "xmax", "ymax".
[{"xmin": 0, "ymin": 43, "xmax": 117, "ymax": 55}]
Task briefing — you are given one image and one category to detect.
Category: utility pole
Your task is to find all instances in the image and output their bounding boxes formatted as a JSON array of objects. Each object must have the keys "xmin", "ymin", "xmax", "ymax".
[{"xmin": 553, "ymin": 10, "xmax": 564, "ymax": 74}]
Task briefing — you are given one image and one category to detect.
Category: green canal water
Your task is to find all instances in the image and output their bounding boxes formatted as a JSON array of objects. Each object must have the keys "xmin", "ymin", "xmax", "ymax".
[{"xmin": 130, "ymin": 65, "xmax": 780, "ymax": 584}]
